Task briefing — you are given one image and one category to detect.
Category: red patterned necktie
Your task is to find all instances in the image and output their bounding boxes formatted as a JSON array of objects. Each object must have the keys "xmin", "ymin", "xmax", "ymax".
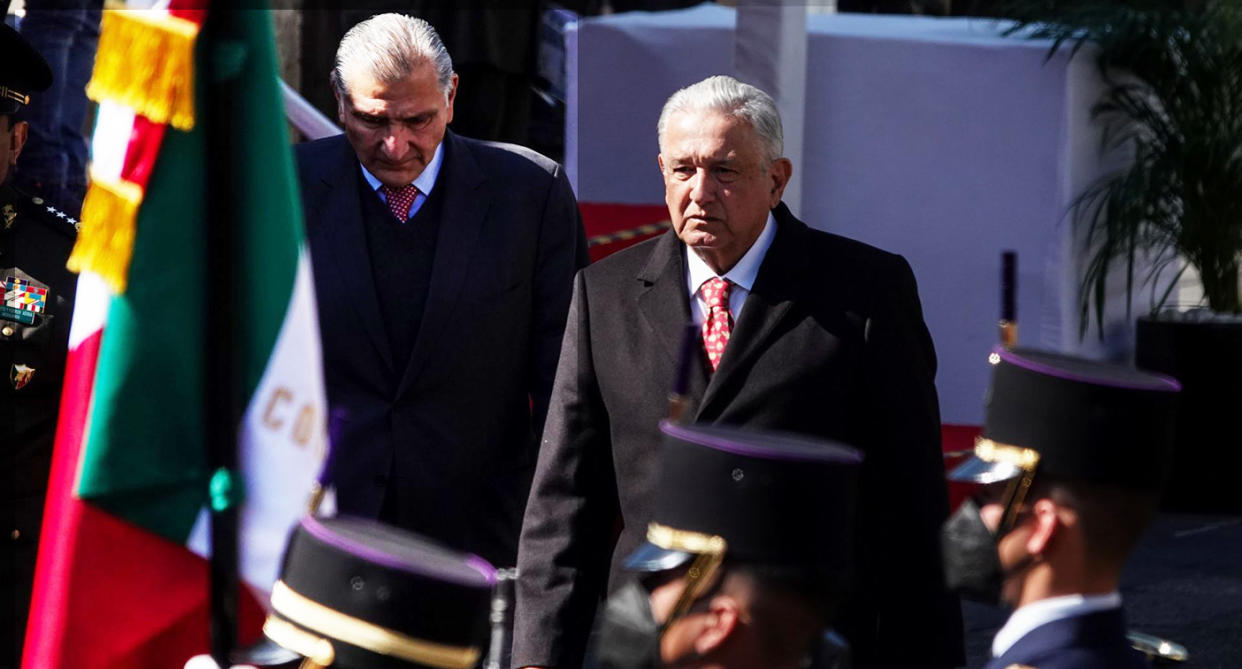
[
  {"xmin": 700, "ymin": 277, "xmax": 733, "ymax": 371},
  {"xmin": 379, "ymin": 184, "xmax": 419, "ymax": 221}
]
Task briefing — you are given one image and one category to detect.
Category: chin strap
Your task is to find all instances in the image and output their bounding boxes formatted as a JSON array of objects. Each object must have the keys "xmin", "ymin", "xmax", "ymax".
[{"xmin": 647, "ymin": 523, "xmax": 729, "ymax": 643}]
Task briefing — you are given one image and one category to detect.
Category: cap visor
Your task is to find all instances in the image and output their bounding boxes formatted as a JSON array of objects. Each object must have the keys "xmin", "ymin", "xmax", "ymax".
[
  {"xmin": 623, "ymin": 542, "xmax": 693, "ymax": 572},
  {"xmin": 947, "ymin": 455, "xmax": 1022, "ymax": 485}
]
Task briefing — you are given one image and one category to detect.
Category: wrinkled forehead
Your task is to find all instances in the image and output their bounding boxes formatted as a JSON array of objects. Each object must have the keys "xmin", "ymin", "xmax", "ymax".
[{"xmin": 338, "ymin": 68, "xmax": 447, "ymax": 115}]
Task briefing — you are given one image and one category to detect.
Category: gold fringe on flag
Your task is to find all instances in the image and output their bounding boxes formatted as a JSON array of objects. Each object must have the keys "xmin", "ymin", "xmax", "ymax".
[
  {"xmin": 86, "ymin": 10, "xmax": 200, "ymax": 130},
  {"xmin": 68, "ymin": 174, "xmax": 144, "ymax": 294}
]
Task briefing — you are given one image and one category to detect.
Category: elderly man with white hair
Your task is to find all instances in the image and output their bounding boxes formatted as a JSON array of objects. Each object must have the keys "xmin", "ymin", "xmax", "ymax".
[
  {"xmin": 514, "ymin": 75, "xmax": 963, "ymax": 669},
  {"xmin": 295, "ymin": 13, "xmax": 587, "ymax": 572}
]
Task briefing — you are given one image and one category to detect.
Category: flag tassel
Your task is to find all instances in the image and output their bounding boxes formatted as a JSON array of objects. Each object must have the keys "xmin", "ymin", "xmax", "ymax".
[
  {"xmin": 68, "ymin": 174, "xmax": 143, "ymax": 293},
  {"xmin": 86, "ymin": 10, "xmax": 200, "ymax": 131}
]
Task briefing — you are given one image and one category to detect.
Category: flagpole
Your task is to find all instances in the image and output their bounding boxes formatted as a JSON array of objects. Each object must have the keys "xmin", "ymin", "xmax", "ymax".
[{"xmin": 203, "ymin": 5, "xmax": 243, "ymax": 666}]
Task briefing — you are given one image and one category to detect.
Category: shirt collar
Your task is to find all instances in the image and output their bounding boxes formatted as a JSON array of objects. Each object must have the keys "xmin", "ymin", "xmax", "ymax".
[
  {"xmin": 686, "ymin": 212, "xmax": 777, "ymax": 295},
  {"xmin": 992, "ymin": 592, "xmax": 1123, "ymax": 658},
  {"xmin": 359, "ymin": 139, "xmax": 445, "ymax": 196}
]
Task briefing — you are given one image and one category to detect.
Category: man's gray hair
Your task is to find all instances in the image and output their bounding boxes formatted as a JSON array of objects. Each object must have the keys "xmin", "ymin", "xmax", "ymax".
[
  {"xmin": 330, "ymin": 13, "xmax": 454, "ymax": 100},
  {"xmin": 657, "ymin": 75, "xmax": 784, "ymax": 163}
]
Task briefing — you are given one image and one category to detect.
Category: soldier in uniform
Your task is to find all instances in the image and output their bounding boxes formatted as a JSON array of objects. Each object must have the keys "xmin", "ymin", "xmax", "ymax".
[
  {"xmin": 941, "ymin": 347, "xmax": 1181, "ymax": 669},
  {"xmin": 592, "ymin": 421, "xmax": 863, "ymax": 669},
  {"xmin": 0, "ymin": 21, "xmax": 79, "ymax": 669},
  {"xmin": 261, "ymin": 515, "xmax": 497, "ymax": 669}
]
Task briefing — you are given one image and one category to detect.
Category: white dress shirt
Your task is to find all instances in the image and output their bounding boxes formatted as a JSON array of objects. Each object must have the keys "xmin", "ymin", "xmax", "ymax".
[
  {"xmin": 359, "ymin": 140, "xmax": 445, "ymax": 221},
  {"xmin": 992, "ymin": 591, "xmax": 1124, "ymax": 657},
  {"xmin": 685, "ymin": 213, "xmax": 777, "ymax": 325}
]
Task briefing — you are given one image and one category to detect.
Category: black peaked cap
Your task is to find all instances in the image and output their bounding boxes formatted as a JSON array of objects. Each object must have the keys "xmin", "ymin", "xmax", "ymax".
[
  {"xmin": 0, "ymin": 22, "xmax": 52, "ymax": 115},
  {"xmin": 269, "ymin": 515, "xmax": 495, "ymax": 669},
  {"xmin": 639, "ymin": 421, "xmax": 863, "ymax": 571},
  {"xmin": 983, "ymin": 348, "xmax": 1181, "ymax": 490}
]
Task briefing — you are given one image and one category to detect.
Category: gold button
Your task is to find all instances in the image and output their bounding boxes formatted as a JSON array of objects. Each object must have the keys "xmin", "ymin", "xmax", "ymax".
[
  {"xmin": 1, "ymin": 326, "xmax": 13, "ymax": 337},
  {"xmin": 10, "ymin": 529, "xmax": 19, "ymax": 540},
  {"xmin": 31, "ymin": 197, "xmax": 43, "ymax": 205}
]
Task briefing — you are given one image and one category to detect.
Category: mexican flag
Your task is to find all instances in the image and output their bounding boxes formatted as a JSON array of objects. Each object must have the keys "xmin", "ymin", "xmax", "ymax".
[{"xmin": 23, "ymin": 6, "xmax": 327, "ymax": 668}]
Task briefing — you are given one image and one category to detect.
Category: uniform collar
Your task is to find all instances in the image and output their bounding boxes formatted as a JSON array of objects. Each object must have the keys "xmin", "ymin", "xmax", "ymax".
[{"xmin": 993, "ymin": 591, "xmax": 1123, "ymax": 658}]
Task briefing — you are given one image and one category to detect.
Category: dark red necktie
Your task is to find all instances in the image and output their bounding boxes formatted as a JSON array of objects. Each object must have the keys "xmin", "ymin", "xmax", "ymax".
[
  {"xmin": 700, "ymin": 277, "xmax": 733, "ymax": 371},
  {"xmin": 379, "ymin": 184, "xmax": 419, "ymax": 221}
]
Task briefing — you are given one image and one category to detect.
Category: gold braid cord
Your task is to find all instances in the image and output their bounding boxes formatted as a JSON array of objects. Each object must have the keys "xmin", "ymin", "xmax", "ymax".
[
  {"xmin": 647, "ymin": 523, "xmax": 728, "ymax": 627},
  {"xmin": 263, "ymin": 616, "xmax": 335, "ymax": 669},
  {"xmin": 269, "ymin": 581, "xmax": 482, "ymax": 669},
  {"xmin": 973, "ymin": 438, "xmax": 1041, "ymax": 532}
]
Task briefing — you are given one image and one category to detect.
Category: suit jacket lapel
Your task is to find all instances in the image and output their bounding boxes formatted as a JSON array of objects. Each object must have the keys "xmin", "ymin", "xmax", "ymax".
[
  {"xmin": 399, "ymin": 132, "xmax": 489, "ymax": 395},
  {"xmin": 313, "ymin": 136, "xmax": 395, "ymax": 372},
  {"xmin": 637, "ymin": 231, "xmax": 710, "ymax": 404},
  {"xmin": 697, "ymin": 204, "xmax": 808, "ymax": 419}
]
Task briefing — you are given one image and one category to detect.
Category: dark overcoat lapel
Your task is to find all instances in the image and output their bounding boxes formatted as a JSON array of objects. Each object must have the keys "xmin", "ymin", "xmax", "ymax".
[
  {"xmin": 698, "ymin": 207, "xmax": 806, "ymax": 419},
  {"xmin": 397, "ymin": 131, "xmax": 490, "ymax": 396},
  {"xmin": 308, "ymin": 136, "xmax": 393, "ymax": 373},
  {"xmin": 635, "ymin": 231, "xmax": 709, "ymax": 403},
  {"xmin": 630, "ymin": 207, "xmax": 815, "ymax": 420}
]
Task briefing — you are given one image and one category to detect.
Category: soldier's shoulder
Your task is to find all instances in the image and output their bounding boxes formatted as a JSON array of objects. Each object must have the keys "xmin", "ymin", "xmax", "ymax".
[{"xmin": 2, "ymin": 186, "xmax": 79, "ymax": 239}]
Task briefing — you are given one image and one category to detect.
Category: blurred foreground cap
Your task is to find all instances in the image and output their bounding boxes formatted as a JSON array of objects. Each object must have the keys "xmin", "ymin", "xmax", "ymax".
[
  {"xmin": 949, "ymin": 347, "xmax": 1180, "ymax": 491},
  {"xmin": 264, "ymin": 515, "xmax": 496, "ymax": 669},
  {"xmin": 625, "ymin": 421, "xmax": 863, "ymax": 575}
]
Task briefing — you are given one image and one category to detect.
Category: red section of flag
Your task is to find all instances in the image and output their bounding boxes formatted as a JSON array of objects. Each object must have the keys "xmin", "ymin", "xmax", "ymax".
[
  {"xmin": 579, "ymin": 202, "xmax": 670, "ymax": 262},
  {"xmin": 24, "ymin": 328, "xmax": 102, "ymax": 666},
  {"xmin": 24, "ymin": 328, "xmax": 263, "ymax": 669},
  {"xmin": 120, "ymin": 116, "xmax": 168, "ymax": 191}
]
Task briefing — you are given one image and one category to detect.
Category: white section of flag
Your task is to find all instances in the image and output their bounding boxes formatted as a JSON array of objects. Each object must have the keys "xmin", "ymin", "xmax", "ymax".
[
  {"xmin": 89, "ymin": 101, "xmax": 134, "ymax": 182},
  {"xmin": 187, "ymin": 250, "xmax": 327, "ymax": 593}
]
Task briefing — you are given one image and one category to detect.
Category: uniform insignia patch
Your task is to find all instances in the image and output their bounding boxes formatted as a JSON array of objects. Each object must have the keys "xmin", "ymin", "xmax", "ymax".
[
  {"xmin": 11, "ymin": 363, "xmax": 35, "ymax": 390},
  {"xmin": 2, "ymin": 204, "xmax": 14, "ymax": 229},
  {"xmin": 1, "ymin": 276, "xmax": 48, "ymax": 325}
]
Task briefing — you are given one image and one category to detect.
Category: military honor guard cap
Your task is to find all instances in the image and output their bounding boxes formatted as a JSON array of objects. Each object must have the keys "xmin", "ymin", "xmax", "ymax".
[
  {"xmin": 625, "ymin": 421, "xmax": 864, "ymax": 576},
  {"xmin": 950, "ymin": 347, "xmax": 1181, "ymax": 492},
  {"xmin": 264, "ymin": 515, "xmax": 496, "ymax": 669},
  {"xmin": 0, "ymin": 22, "xmax": 52, "ymax": 116}
]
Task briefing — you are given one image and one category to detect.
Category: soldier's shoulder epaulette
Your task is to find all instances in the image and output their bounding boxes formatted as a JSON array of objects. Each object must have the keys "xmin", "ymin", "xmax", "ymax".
[{"xmin": 14, "ymin": 192, "xmax": 80, "ymax": 238}]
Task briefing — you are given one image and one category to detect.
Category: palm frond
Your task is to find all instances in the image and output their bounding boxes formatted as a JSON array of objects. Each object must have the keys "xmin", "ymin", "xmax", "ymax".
[{"xmin": 999, "ymin": 0, "xmax": 1242, "ymax": 334}]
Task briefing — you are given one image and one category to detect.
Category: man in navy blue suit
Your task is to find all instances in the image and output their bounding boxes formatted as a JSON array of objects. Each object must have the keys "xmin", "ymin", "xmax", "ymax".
[
  {"xmin": 296, "ymin": 13, "xmax": 587, "ymax": 570},
  {"xmin": 942, "ymin": 348, "xmax": 1181, "ymax": 669}
]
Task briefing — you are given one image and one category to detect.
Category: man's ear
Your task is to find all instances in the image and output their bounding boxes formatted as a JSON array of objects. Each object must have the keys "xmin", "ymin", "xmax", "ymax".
[
  {"xmin": 1026, "ymin": 497, "xmax": 1063, "ymax": 555},
  {"xmin": 692, "ymin": 595, "xmax": 742, "ymax": 657},
  {"xmin": 9, "ymin": 120, "xmax": 28, "ymax": 166},
  {"xmin": 767, "ymin": 157, "xmax": 792, "ymax": 207},
  {"xmin": 445, "ymin": 72, "xmax": 459, "ymax": 121},
  {"xmin": 333, "ymin": 88, "xmax": 348, "ymax": 125}
]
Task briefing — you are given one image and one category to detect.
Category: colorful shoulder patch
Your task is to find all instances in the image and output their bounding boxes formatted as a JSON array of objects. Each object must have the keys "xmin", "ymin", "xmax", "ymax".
[{"xmin": 2, "ymin": 276, "xmax": 49, "ymax": 325}]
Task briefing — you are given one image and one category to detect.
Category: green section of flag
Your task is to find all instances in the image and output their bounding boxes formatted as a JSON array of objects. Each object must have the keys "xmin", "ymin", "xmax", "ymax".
[
  {"xmin": 76, "ymin": 9, "xmax": 303, "ymax": 543},
  {"xmin": 225, "ymin": 8, "xmax": 303, "ymax": 393}
]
